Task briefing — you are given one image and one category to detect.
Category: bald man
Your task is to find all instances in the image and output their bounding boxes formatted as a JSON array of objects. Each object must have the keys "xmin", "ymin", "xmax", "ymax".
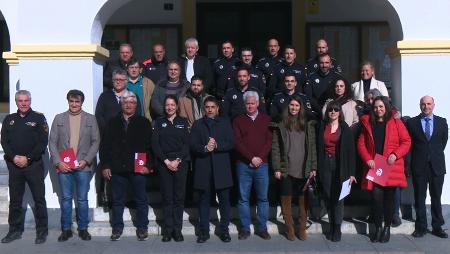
[
  {"xmin": 306, "ymin": 39, "xmax": 342, "ymax": 75},
  {"xmin": 406, "ymin": 96, "xmax": 448, "ymax": 238}
]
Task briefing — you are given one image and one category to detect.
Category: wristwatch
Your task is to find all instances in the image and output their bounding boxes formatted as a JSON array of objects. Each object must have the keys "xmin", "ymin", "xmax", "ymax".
[{"xmin": 176, "ymin": 158, "xmax": 182, "ymax": 163}]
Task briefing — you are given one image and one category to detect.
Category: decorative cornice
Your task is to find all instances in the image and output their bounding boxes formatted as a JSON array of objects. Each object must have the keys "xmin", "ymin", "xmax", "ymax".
[
  {"xmin": 2, "ymin": 51, "xmax": 19, "ymax": 65},
  {"xmin": 388, "ymin": 40, "xmax": 450, "ymax": 58},
  {"xmin": 11, "ymin": 44, "xmax": 110, "ymax": 61}
]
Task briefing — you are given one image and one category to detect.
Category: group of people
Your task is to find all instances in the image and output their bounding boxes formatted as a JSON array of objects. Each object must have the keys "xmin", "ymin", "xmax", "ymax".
[{"xmin": 0, "ymin": 36, "xmax": 447, "ymax": 246}]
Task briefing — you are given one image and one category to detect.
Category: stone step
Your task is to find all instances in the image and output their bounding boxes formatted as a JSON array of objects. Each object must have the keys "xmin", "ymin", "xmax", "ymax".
[{"xmin": 19, "ymin": 218, "xmax": 415, "ymax": 237}]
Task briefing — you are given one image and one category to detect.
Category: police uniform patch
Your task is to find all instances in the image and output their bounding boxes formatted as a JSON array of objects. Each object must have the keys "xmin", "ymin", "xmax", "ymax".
[
  {"xmin": 219, "ymin": 65, "xmax": 223, "ymax": 69},
  {"xmin": 280, "ymin": 98, "xmax": 284, "ymax": 103},
  {"xmin": 162, "ymin": 123, "xmax": 167, "ymax": 128},
  {"xmin": 315, "ymin": 79, "xmax": 320, "ymax": 83},
  {"xmin": 265, "ymin": 63, "xmax": 269, "ymax": 68},
  {"xmin": 26, "ymin": 122, "xmax": 37, "ymax": 127},
  {"xmin": 175, "ymin": 124, "xmax": 185, "ymax": 129},
  {"xmin": 280, "ymin": 69, "xmax": 285, "ymax": 74},
  {"xmin": 231, "ymin": 66, "xmax": 236, "ymax": 70},
  {"xmin": 9, "ymin": 120, "xmax": 14, "ymax": 125},
  {"xmin": 306, "ymin": 102, "xmax": 312, "ymax": 109},
  {"xmin": 232, "ymin": 94, "xmax": 237, "ymax": 100},
  {"xmin": 314, "ymin": 64, "xmax": 318, "ymax": 68},
  {"xmin": 250, "ymin": 74, "xmax": 258, "ymax": 78}
]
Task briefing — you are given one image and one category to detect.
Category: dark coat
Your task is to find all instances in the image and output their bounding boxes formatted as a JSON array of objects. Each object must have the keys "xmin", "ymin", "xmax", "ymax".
[
  {"xmin": 100, "ymin": 114, "xmax": 153, "ymax": 175},
  {"xmin": 190, "ymin": 116, "xmax": 234, "ymax": 190},
  {"xmin": 179, "ymin": 55, "xmax": 214, "ymax": 90},
  {"xmin": 317, "ymin": 120, "xmax": 356, "ymax": 198},
  {"xmin": 407, "ymin": 114, "xmax": 448, "ymax": 177}
]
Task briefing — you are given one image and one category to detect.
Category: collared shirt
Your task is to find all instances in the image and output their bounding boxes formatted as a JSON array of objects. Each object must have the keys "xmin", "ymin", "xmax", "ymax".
[
  {"xmin": 127, "ymin": 75, "xmax": 144, "ymax": 116},
  {"xmin": 186, "ymin": 57, "xmax": 195, "ymax": 82},
  {"xmin": 246, "ymin": 111, "xmax": 259, "ymax": 121},
  {"xmin": 421, "ymin": 113, "xmax": 434, "ymax": 137}
]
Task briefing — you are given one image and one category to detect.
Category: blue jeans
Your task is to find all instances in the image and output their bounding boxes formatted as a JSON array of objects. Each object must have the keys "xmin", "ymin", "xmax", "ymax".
[
  {"xmin": 111, "ymin": 173, "xmax": 149, "ymax": 231},
  {"xmin": 58, "ymin": 170, "xmax": 92, "ymax": 230},
  {"xmin": 237, "ymin": 162, "xmax": 269, "ymax": 232}
]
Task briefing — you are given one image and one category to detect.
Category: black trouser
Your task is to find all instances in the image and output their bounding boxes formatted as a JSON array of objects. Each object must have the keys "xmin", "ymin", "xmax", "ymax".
[
  {"xmin": 198, "ymin": 185, "xmax": 231, "ymax": 233},
  {"xmin": 372, "ymin": 184, "xmax": 395, "ymax": 227},
  {"xmin": 324, "ymin": 156, "xmax": 344, "ymax": 225},
  {"xmin": 279, "ymin": 175, "xmax": 306, "ymax": 197},
  {"xmin": 7, "ymin": 160, "xmax": 48, "ymax": 234},
  {"xmin": 159, "ymin": 163, "xmax": 188, "ymax": 235},
  {"xmin": 413, "ymin": 162, "xmax": 445, "ymax": 231}
]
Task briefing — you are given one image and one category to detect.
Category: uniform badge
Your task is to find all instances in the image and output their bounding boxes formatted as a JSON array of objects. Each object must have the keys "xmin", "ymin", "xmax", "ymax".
[
  {"xmin": 314, "ymin": 64, "xmax": 318, "ymax": 68},
  {"xmin": 162, "ymin": 123, "xmax": 167, "ymax": 128},
  {"xmin": 250, "ymin": 74, "xmax": 258, "ymax": 78},
  {"xmin": 25, "ymin": 121, "xmax": 37, "ymax": 127},
  {"xmin": 294, "ymin": 70, "xmax": 301, "ymax": 74},
  {"xmin": 265, "ymin": 63, "xmax": 269, "ymax": 68},
  {"xmin": 9, "ymin": 120, "xmax": 14, "ymax": 125},
  {"xmin": 306, "ymin": 102, "xmax": 312, "ymax": 109},
  {"xmin": 315, "ymin": 79, "xmax": 320, "ymax": 84},
  {"xmin": 280, "ymin": 69, "xmax": 285, "ymax": 74},
  {"xmin": 232, "ymin": 94, "xmax": 237, "ymax": 100},
  {"xmin": 231, "ymin": 66, "xmax": 236, "ymax": 70},
  {"xmin": 175, "ymin": 124, "xmax": 185, "ymax": 129},
  {"xmin": 219, "ymin": 65, "xmax": 223, "ymax": 69},
  {"xmin": 280, "ymin": 98, "xmax": 284, "ymax": 103}
]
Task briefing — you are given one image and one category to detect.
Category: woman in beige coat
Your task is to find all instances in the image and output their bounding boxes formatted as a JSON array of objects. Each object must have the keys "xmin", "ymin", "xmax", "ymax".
[{"xmin": 322, "ymin": 78, "xmax": 359, "ymax": 128}]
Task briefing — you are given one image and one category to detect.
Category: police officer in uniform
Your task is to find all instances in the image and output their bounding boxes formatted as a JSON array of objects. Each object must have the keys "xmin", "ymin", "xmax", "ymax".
[
  {"xmin": 142, "ymin": 43, "xmax": 168, "ymax": 84},
  {"xmin": 304, "ymin": 53, "xmax": 343, "ymax": 114},
  {"xmin": 1, "ymin": 90, "xmax": 49, "ymax": 244},
  {"xmin": 221, "ymin": 67, "xmax": 265, "ymax": 120},
  {"xmin": 306, "ymin": 39, "xmax": 342, "ymax": 76},
  {"xmin": 270, "ymin": 74, "xmax": 315, "ymax": 123},
  {"xmin": 212, "ymin": 41, "xmax": 240, "ymax": 99},
  {"xmin": 256, "ymin": 38, "xmax": 283, "ymax": 86},
  {"xmin": 239, "ymin": 47, "xmax": 266, "ymax": 96},
  {"xmin": 270, "ymin": 45, "xmax": 307, "ymax": 100}
]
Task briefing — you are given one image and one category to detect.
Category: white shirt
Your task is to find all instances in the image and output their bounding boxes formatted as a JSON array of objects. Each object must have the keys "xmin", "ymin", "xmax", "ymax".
[{"xmin": 186, "ymin": 57, "xmax": 195, "ymax": 82}]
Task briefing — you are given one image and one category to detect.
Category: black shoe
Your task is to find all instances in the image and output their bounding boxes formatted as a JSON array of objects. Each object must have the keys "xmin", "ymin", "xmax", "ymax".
[
  {"xmin": 432, "ymin": 228, "xmax": 448, "ymax": 238},
  {"xmin": 326, "ymin": 223, "xmax": 334, "ymax": 240},
  {"xmin": 392, "ymin": 215, "xmax": 402, "ymax": 228},
  {"xmin": 196, "ymin": 231, "xmax": 210, "ymax": 243},
  {"xmin": 136, "ymin": 229, "xmax": 148, "ymax": 241},
  {"xmin": 1, "ymin": 231, "xmax": 22, "ymax": 243},
  {"xmin": 370, "ymin": 226, "xmax": 382, "ymax": 243},
  {"xmin": 218, "ymin": 231, "xmax": 231, "ymax": 242},
  {"xmin": 412, "ymin": 229, "xmax": 427, "ymax": 238},
  {"xmin": 57, "ymin": 230, "xmax": 73, "ymax": 242},
  {"xmin": 172, "ymin": 232, "xmax": 184, "ymax": 242},
  {"xmin": 379, "ymin": 226, "xmax": 390, "ymax": 243},
  {"xmin": 255, "ymin": 230, "xmax": 271, "ymax": 240},
  {"xmin": 238, "ymin": 230, "xmax": 250, "ymax": 240},
  {"xmin": 35, "ymin": 231, "xmax": 47, "ymax": 244},
  {"xmin": 110, "ymin": 229, "xmax": 122, "ymax": 241},
  {"xmin": 78, "ymin": 230, "xmax": 91, "ymax": 241},
  {"xmin": 331, "ymin": 224, "xmax": 341, "ymax": 242},
  {"xmin": 161, "ymin": 234, "xmax": 172, "ymax": 242}
]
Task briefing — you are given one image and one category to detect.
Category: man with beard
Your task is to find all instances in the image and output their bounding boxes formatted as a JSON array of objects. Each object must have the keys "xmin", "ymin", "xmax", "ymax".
[
  {"xmin": 179, "ymin": 75, "xmax": 210, "ymax": 128},
  {"xmin": 239, "ymin": 48, "xmax": 266, "ymax": 96},
  {"xmin": 306, "ymin": 39, "xmax": 342, "ymax": 76}
]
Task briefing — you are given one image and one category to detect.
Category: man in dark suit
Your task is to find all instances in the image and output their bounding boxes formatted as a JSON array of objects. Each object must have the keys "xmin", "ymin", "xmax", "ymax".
[
  {"xmin": 407, "ymin": 95, "xmax": 448, "ymax": 238},
  {"xmin": 179, "ymin": 37, "xmax": 213, "ymax": 91}
]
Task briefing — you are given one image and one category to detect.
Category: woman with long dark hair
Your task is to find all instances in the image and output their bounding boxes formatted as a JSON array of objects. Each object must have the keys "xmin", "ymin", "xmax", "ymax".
[
  {"xmin": 322, "ymin": 78, "xmax": 358, "ymax": 128},
  {"xmin": 152, "ymin": 95, "xmax": 190, "ymax": 242},
  {"xmin": 358, "ymin": 96, "xmax": 411, "ymax": 243},
  {"xmin": 317, "ymin": 101, "xmax": 357, "ymax": 242},
  {"xmin": 271, "ymin": 95, "xmax": 317, "ymax": 241}
]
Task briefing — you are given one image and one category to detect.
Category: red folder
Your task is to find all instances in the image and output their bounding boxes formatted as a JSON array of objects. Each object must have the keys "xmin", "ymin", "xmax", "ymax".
[
  {"xmin": 365, "ymin": 154, "xmax": 392, "ymax": 186},
  {"xmin": 59, "ymin": 148, "xmax": 79, "ymax": 170},
  {"xmin": 134, "ymin": 153, "xmax": 147, "ymax": 173}
]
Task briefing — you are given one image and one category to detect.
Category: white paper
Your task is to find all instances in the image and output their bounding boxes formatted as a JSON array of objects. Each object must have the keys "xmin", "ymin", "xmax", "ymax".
[{"xmin": 338, "ymin": 179, "xmax": 352, "ymax": 201}]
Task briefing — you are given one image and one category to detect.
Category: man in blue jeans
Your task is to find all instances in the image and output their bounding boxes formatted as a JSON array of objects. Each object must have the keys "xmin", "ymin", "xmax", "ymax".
[
  {"xmin": 49, "ymin": 90, "xmax": 100, "ymax": 241},
  {"xmin": 233, "ymin": 91, "xmax": 272, "ymax": 240}
]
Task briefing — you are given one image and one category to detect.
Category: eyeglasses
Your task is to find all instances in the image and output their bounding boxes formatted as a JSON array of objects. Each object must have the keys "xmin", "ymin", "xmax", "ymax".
[
  {"xmin": 327, "ymin": 108, "xmax": 340, "ymax": 113},
  {"xmin": 113, "ymin": 78, "xmax": 127, "ymax": 82}
]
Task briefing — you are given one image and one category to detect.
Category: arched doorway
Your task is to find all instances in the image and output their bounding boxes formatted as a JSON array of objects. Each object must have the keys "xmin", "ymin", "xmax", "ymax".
[{"xmin": 0, "ymin": 11, "xmax": 11, "ymax": 112}]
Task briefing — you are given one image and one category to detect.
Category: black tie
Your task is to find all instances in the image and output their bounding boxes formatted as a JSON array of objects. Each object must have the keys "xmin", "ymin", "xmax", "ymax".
[{"xmin": 424, "ymin": 118, "xmax": 431, "ymax": 140}]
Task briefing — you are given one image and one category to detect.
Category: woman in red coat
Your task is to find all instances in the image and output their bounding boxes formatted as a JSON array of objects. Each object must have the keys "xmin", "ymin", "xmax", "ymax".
[{"xmin": 357, "ymin": 96, "xmax": 411, "ymax": 243}]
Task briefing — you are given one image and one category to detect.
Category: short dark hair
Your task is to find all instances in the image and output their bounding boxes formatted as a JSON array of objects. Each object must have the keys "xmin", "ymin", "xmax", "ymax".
[
  {"xmin": 67, "ymin": 89, "xmax": 85, "ymax": 102},
  {"xmin": 240, "ymin": 47, "xmax": 253, "ymax": 54},
  {"xmin": 237, "ymin": 66, "xmax": 250, "ymax": 74},
  {"xmin": 284, "ymin": 73, "xmax": 296, "ymax": 80},
  {"xmin": 191, "ymin": 75, "xmax": 203, "ymax": 83},
  {"xmin": 319, "ymin": 53, "xmax": 331, "ymax": 60},
  {"xmin": 127, "ymin": 58, "xmax": 141, "ymax": 68},
  {"xmin": 222, "ymin": 40, "xmax": 234, "ymax": 47},
  {"xmin": 284, "ymin": 45, "xmax": 296, "ymax": 51},
  {"xmin": 204, "ymin": 96, "xmax": 220, "ymax": 107}
]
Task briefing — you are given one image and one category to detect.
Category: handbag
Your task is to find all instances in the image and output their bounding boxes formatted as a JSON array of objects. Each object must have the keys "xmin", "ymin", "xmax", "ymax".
[{"xmin": 304, "ymin": 176, "xmax": 324, "ymax": 220}]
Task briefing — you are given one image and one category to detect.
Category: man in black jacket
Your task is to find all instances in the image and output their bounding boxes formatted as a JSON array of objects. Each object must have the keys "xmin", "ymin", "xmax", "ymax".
[
  {"xmin": 407, "ymin": 96, "xmax": 448, "ymax": 238},
  {"xmin": 190, "ymin": 96, "xmax": 234, "ymax": 243},
  {"xmin": 179, "ymin": 37, "xmax": 213, "ymax": 91},
  {"xmin": 103, "ymin": 43, "xmax": 133, "ymax": 90},
  {"xmin": 101, "ymin": 91, "xmax": 153, "ymax": 242},
  {"xmin": 143, "ymin": 43, "xmax": 168, "ymax": 84}
]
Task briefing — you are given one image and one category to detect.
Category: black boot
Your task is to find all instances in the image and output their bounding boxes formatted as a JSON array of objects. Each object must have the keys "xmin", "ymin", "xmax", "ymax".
[
  {"xmin": 379, "ymin": 226, "xmax": 390, "ymax": 243},
  {"xmin": 332, "ymin": 224, "xmax": 341, "ymax": 242},
  {"xmin": 326, "ymin": 223, "xmax": 334, "ymax": 240},
  {"xmin": 370, "ymin": 226, "xmax": 382, "ymax": 242}
]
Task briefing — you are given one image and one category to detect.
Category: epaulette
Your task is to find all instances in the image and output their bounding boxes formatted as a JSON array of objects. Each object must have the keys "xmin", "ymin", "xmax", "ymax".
[
  {"xmin": 213, "ymin": 58, "xmax": 221, "ymax": 64},
  {"xmin": 258, "ymin": 57, "xmax": 267, "ymax": 62}
]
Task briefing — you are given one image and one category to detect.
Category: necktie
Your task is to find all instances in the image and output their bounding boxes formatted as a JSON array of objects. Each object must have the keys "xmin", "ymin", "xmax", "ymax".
[{"xmin": 424, "ymin": 118, "xmax": 431, "ymax": 140}]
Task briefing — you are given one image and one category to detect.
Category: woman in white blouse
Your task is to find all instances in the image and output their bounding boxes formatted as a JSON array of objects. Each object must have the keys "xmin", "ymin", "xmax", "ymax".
[{"xmin": 351, "ymin": 62, "xmax": 389, "ymax": 103}]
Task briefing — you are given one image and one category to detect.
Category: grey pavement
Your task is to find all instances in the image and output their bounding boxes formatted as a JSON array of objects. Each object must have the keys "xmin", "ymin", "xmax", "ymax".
[{"xmin": 0, "ymin": 225, "xmax": 448, "ymax": 254}]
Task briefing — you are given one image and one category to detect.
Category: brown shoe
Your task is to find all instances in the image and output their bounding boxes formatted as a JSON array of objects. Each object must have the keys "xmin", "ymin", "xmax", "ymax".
[{"xmin": 238, "ymin": 230, "xmax": 250, "ymax": 240}]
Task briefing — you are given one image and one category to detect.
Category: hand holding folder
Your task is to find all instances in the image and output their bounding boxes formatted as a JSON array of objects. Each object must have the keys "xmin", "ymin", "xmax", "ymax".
[
  {"xmin": 365, "ymin": 154, "xmax": 392, "ymax": 186},
  {"xmin": 58, "ymin": 148, "xmax": 79, "ymax": 173}
]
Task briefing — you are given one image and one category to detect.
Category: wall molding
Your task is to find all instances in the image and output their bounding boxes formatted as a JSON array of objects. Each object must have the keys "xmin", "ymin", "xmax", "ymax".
[
  {"xmin": 388, "ymin": 40, "xmax": 450, "ymax": 58},
  {"xmin": 6, "ymin": 44, "xmax": 110, "ymax": 62},
  {"xmin": 2, "ymin": 51, "xmax": 19, "ymax": 65}
]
